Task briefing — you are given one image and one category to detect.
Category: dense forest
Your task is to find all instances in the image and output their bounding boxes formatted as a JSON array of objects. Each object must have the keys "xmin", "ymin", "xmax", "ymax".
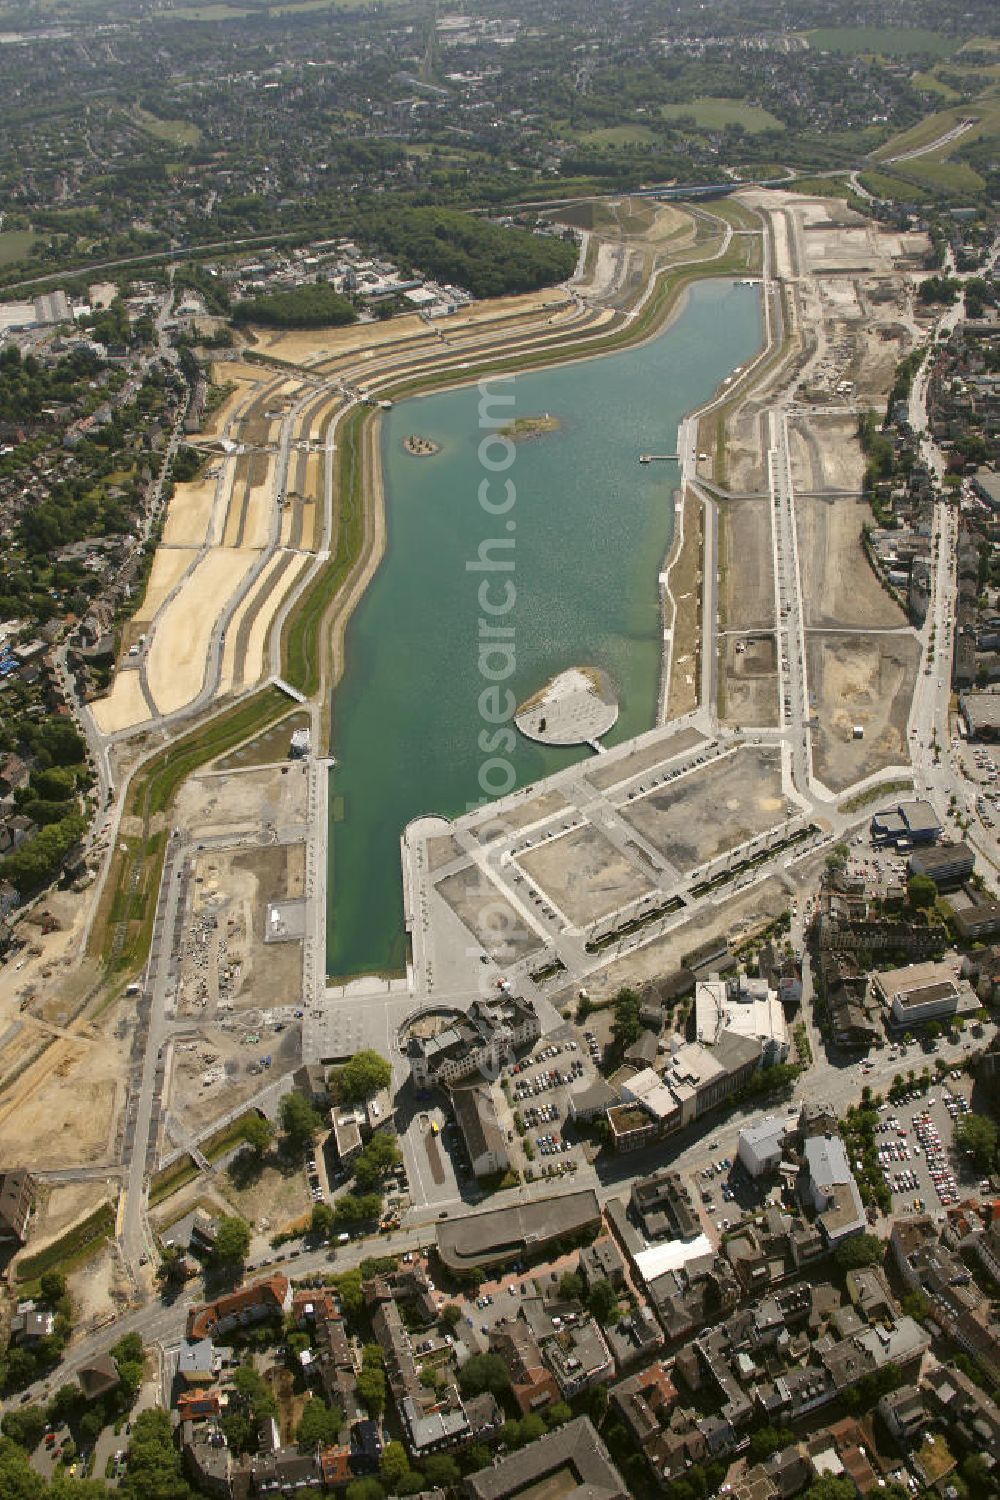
[
  {"xmin": 231, "ymin": 283, "xmax": 357, "ymax": 329},
  {"xmin": 356, "ymin": 209, "xmax": 579, "ymax": 300}
]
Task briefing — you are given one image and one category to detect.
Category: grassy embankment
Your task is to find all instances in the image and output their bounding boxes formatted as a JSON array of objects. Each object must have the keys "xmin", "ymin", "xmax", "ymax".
[{"xmin": 16, "ymin": 1202, "xmax": 117, "ymax": 1287}]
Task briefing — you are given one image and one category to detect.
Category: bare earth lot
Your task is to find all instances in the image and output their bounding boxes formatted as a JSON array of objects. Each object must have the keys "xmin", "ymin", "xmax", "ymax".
[
  {"xmin": 797, "ymin": 497, "xmax": 904, "ymax": 630},
  {"xmin": 787, "ymin": 413, "xmax": 866, "ymax": 495},
  {"xmin": 436, "ymin": 864, "xmax": 544, "ymax": 962},
  {"xmin": 807, "ymin": 630, "xmax": 920, "ymax": 791},
  {"xmin": 720, "ymin": 634, "xmax": 779, "ymax": 728},
  {"xmin": 618, "ymin": 746, "xmax": 788, "ymax": 871},
  {"xmin": 719, "ymin": 499, "xmax": 774, "ymax": 631},
  {"xmin": 517, "ymin": 824, "xmax": 656, "ymax": 927}
]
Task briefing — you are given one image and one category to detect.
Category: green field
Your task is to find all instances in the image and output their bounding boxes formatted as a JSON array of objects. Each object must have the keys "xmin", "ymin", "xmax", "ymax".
[
  {"xmin": 133, "ymin": 108, "xmax": 202, "ymax": 147},
  {"xmin": 872, "ymin": 100, "xmax": 1000, "ymax": 163},
  {"xmin": 857, "ymin": 169, "xmax": 935, "ymax": 203},
  {"xmin": 897, "ymin": 157, "xmax": 987, "ymax": 193},
  {"xmin": 168, "ymin": 0, "xmax": 395, "ymax": 16},
  {"xmin": 660, "ymin": 97, "xmax": 784, "ymax": 133},
  {"xmin": 911, "ymin": 70, "xmax": 961, "ymax": 98},
  {"xmin": 806, "ymin": 27, "xmax": 958, "ymax": 58},
  {"xmin": 580, "ymin": 124, "xmax": 658, "ymax": 147},
  {"xmin": 0, "ymin": 229, "xmax": 36, "ymax": 267}
]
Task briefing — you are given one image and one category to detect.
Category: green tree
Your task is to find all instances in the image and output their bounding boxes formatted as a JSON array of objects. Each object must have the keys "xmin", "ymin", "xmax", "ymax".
[
  {"xmin": 119, "ymin": 1407, "xmax": 194, "ymax": 1499},
  {"xmin": 440, "ymin": 1303, "xmax": 462, "ymax": 1328},
  {"xmin": 610, "ymin": 987, "xmax": 642, "ymax": 1051},
  {"xmin": 546, "ymin": 1401, "xmax": 572, "ymax": 1428},
  {"xmin": 38, "ymin": 1273, "xmax": 66, "ymax": 1305},
  {"xmin": 297, "ymin": 1397, "xmax": 341, "ymax": 1451},
  {"xmin": 336, "ymin": 1050, "xmax": 393, "ymax": 1105},
  {"xmin": 346, "ymin": 1481, "xmax": 386, "ymax": 1500},
  {"xmin": 240, "ymin": 1114, "xmax": 274, "ymax": 1159},
  {"xmin": 380, "ymin": 1440, "xmax": 410, "ymax": 1488},
  {"xmin": 357, "ymin": 1365, "xmax": 386, "ymax": 1416},
  {"xmin": 834, "ymin": 1233, "xmax": 884, "ymax": 1271},
  {"xmin": 1, "ymin": 1405, "xmax": 48, "ymax": 1451},
  {"xmin": 353, "ymin": 1133, "xmax": 401, "ymax": 1191},
  {"xmin": 748, "ymin": 1426, "xmax": 794, "ymax": 1462},
  {"xmin": 803, "ymin": 1478, "xmax": 859, "ymax": 1500},
  {"xmin": 310, "ymin": 1201, "xmax": 335, "ymax": 1239},
  {"xmin": 558, "ymin": 1271, "xmax": 583, "ymax": 1301},
  {"xmin": 212, "ymin": 1214, "xmax": 251, "ymax": 1266},
  {"xmin": 907, "ymin": 873, "xmax": 937, "ymax": 910},
  {"xmin": 279, "ymin": 1091, "xmax": 321, "ymax": 1152},
  {"xmin": 422, "ymin": 1454, "xmax": 461, "ymax": 1487},
  {"xmin": 955, "ymin": 1113, "xmax": 998, "ymax": 1171},
  {"xmin": 588, "ymin": 1278, "xmax": 619, "ymax": 1323},
  {"xmin": 458, "ymin": 1352, "xmax": 510, "ymax": 1397}
]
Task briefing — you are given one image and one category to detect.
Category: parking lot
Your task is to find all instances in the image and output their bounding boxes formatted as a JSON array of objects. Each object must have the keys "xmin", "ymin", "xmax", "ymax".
[
  {"xmin": 877, "ymin": 1076, "xmax": 978, "ymax": 1216},
  {"xmin": 504, "ymin": 1036, "xmax": 591, "ymax": 1183}
]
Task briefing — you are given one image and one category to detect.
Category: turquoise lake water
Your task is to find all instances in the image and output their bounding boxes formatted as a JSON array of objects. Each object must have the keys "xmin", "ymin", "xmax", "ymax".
[{"xmin": 326, "ymin": 279, "xmax": 762, "ymax": 977}]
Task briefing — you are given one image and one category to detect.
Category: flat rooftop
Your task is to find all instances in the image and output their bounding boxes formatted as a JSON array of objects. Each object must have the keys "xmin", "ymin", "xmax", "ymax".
[{"xmin": 435, "ymin": 1190, "xmax": 600, "ymax": 1271}]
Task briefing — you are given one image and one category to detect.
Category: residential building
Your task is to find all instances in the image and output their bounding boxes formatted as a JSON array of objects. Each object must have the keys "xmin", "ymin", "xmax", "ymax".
[
  {"xmin": 452, "ymin": 1083, "xmax": 508, "ymax": 1179},
  {"xmin": 878, "ymin": 1385, "xmax": 927, "ymax": 1444},
  {"xmin": 0, "ymin": 1168, "xmax": 34, "ymax": 1243},
  {"xmin": 738, "ymin": 1116, "xmax": 787, "ymax": 1178},
  {"xmin": 890, "ymin": 1216, "xmax": 1000, "ymax": 1383},
  {"xmin": 631, "ymin": 1168, "xmax": 701, "ymax": 1241},
  {"xmin": 77, "ymin": 1353, "xmax": 120, "ymax": 1402},
  {"xmin": 578, "ymin": 1236, "xmax": 625, "ymax": 1291},
  {"xmin": 801, "ymin": 1136, "xmax": 866, "ymax": 1246},
  {"xmin": 462, "ymin": 1416, "xmax": 627, "ymax": 1500},
  {"xmin": 490, "ymin": 1320, "xmax": 558, "ymax": 1415},
  {"xmin": 187, "ymin": 1275, "xmax": 292, "ymax": 1340}
]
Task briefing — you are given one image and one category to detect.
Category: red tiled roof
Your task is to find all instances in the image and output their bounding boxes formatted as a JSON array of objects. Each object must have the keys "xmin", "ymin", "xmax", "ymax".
[{"xmin": 187, "ymin": 1274, "xmax": 289, "ymax": 1339}]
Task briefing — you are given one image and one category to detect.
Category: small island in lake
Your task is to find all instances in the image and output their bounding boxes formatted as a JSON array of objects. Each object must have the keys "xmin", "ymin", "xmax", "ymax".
[
  {"xmin": 500, "ymin": 413, "xmax": 561, "ymax": 441},
  {"xmin": 404, "ymin": 434, "xmax": 440, "ymax": 456},
  {"xmin": 515, "ymin": 665, "xmax": 618, "ymax": 748}
]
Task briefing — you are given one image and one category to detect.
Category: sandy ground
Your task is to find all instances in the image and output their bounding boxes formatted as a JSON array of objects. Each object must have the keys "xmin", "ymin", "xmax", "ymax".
[
  {"xmin": 173, "ymin": 764, "xmax": 308, "ymax": 839},
  {"xmin": 29, "ymin": 1182, "xmax": 109, "ymax": 1246},
  {"xmin": 261, "ymin": 291, "xmax": 567, "ymax": 369},
  {"xmin": 0, "ymin": 1057, "xmax": 120, "ymax": 1167},
  {"xmin": 719, "ymin": 500, "xmax": 774, "ymax": 632},
  {"xmin": 134, "ymin": 547, "xmax": 196, "ymax": 626},
  {"xmin": 796, "ymin": 497, "xmax": 904, "ymax": 630},
  {"xmin": 90, "ymin": 668, "xmax": 151, "ymax": 735},
  {"xmin": 518, "ymin": 824, "xmax": 656, "ymax": 927},
  {"xmin": 241, "ymin": 552, "xmax": 308, "ymax": 689},
  {"xmin": 161, "ymin": 477, "xmax": 218, "ymax": 547},
  {"xmin": 200, "ymin": 365, "xmax": 263, "ymax": 437},
  {"xmin": 145, "ymin": 548, "xmax": 258, "ymax": 716},
  {"xmin": 807, "ymin": 630, "xmax": 920, "ymax": 792},
  {"xmin": 217, "ymin": 550, "xmax": 284, "ymax": 696},
  {"xmin": 725, "ymin": 408, "xmax": 768, "ymax": 494}
]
